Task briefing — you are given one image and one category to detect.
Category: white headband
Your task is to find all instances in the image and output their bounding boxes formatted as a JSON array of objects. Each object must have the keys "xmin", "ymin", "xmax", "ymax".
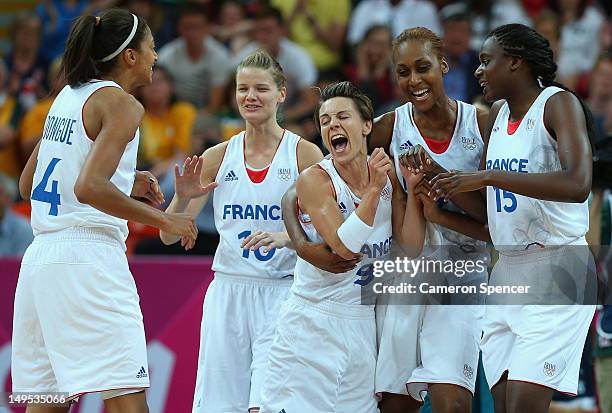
[{"xmin": 100, "ymin": 14, "xmax": 139, "ymax": 62}]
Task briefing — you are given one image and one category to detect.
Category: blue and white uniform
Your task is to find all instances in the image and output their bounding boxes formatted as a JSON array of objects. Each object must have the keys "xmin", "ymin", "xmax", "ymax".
[
  {"xmin": 376, "ymin": 100, "xmax": 486, "ymax": 400},
  {"xmin": 482, "ymin": 86, "xmax": 595, "ymax": 394},
  {"xmin": 12, "ymin": 80, "xmax": 149, "ymax": 399},
  {"xmin": 193, "ymin": 130, "xmax": 300, "ymax": 413},
  {"xmin": 260, "ymin": 158, "xmax": 392, "ymax": 413}
]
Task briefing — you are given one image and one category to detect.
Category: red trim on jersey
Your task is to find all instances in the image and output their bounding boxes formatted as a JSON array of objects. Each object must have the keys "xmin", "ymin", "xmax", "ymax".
[
  {"xmin": 243, "ymin": 129, "xmax": 286, "ymax": 184},
  {"xmin": 422, "ymin": 136, "xmax": 451, "ymax": 154},
  {"xmin": 507, "ymin": 117, "xmax": 523, "ymax": 135},
  {"xmin": 246, "ymin": 165, "xmax": 270, "ymax": 183},
  {"xmin": 316, "ymin": 164, "xmax": 336, "ymax": 201},
  {"xmin": 411, "ymin": 102, "xmax": 458, "ymax": 154}
]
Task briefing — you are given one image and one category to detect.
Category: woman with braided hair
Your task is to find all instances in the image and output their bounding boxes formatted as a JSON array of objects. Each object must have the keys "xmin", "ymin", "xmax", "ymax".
[{"xmin": 430, "ymin": 23, "xmax": 597, "ymax": 413}]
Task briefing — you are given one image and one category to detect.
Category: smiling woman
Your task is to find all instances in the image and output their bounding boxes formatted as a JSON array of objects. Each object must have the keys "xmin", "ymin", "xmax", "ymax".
[
  {"xmin": 12, "ymin": 8, "xmax": 199, "ymax": 413},
  {"xmin": 158, "ymin": 50, "xmax": 324, "ymax": 413},
  {"xmin": 428, "ymin": 23, "xmax": 597, "ymax": 413}
]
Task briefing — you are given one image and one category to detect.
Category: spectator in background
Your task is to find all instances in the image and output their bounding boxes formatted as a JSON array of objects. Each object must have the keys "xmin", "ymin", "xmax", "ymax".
[
  {"xmin": 551, "ymin": 0, "xmax": 606, "ymax": 91},
  {"xmin": 440, "ymin": 3, "xmax": 481, "ymax": 103},
  {"xmin": 0, "ymin": 59, "xmax": 22, "ymax": 180},
  {"xmin": 138, "ymin": 65, "xmax": 197, "ymax": 178},
  {"xmin": 0, "ymin": 172, "xmax": 33, "ymax": 257},
  {"xmin": 533, "ymin": 8, "xmax": 561, "ymax": 59},
  {"xmin": 35, "ymin": 0, "xmax": 97, "ymax": 64},
  {"xmin": 348, "ymin": 0, "xmax": 441, "ymax": 45},
  {"xmin": 119, "ymin": 0, "xmax": 175, "ymax": 49},
  {"xmin": 344, "ymin": 25, "xmax": 394, "ymax": 111},
  {"xmin": 158, "ymin": 4, "xmax": 232, "ymax": 112},
  {"xmin": 272, "ymin": 0, "xmax": 350, "ymax": 76},
  {"xmin": 18, "ymin": 57, "xmax": 64, "ymax": 161},
  {"xmin": 5, "ymin": 12, "xmax": 46, "ymax": 112},
  {"xmin": 211, "ymin": 1, "xmax": 253, "ymax": 57},
  {"xmin": 468, "ymin": 0, "xmax": 531, "ymax": 50},
  {"xmin": 233, "ymin": 6, "xmax": 318, "ymax": 127},
  {"xmin": 588, "ymin": 54, "xmax": 612, "ymax": 139}
]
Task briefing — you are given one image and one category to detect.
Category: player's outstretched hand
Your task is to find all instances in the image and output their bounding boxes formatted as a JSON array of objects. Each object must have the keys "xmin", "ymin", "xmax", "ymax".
[
  {"xmin": 240, "ymin": 231, "xmax": 290, "ymax": 252},
  {"xmin": 175, "ymin": 155, "xmax": 217, "ymax": 201},
  {"xmin": 400, "ymin": 144, "xmax": 444, "ymax": 179},
  {"xmin": 298, "ymin": 242, "xmax": 361, "ymax": 274},
  {"xmin": 131, "ymin": 170, "xmax": 165, "ymax": 205},
  {"xmin": 161, "ymin": 212, "xmax": 198, "ymax": 250},
  {"xmin": 368, "ymin": 148, "xmax": 392, "ymax": 192},
  {"xmin": 429, "ymin": 170, "xmax": 487, "ymax": 201}
]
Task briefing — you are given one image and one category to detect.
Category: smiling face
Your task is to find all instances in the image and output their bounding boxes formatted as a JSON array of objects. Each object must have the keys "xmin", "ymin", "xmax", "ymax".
[
  {"xmin": 474, "ymin": 36, "xmax": 514, "ymax": 102},
  {"xmin": 235, "ymin": 67, "xmax": 285, "ymax": 124},
  {"xmin": 318, "ymin": 96, "xmax": 372, "ymax": 163},
  {"xmin": 394, "ymin": 40, "xmax": 448, "ymax": 112},
  {"xmin": 132, "ymin": 29, "xmax": 157, "ymax": 87}
]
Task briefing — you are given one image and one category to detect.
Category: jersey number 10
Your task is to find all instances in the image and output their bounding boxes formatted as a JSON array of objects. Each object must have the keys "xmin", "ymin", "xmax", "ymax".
[{"xmin": 238, "ymin": 230, "xmax": 276, "ymax": 261}]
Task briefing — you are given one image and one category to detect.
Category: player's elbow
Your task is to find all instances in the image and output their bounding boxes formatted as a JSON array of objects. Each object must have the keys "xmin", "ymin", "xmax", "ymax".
[
  {"xmin": 18, "ymin": 175, "xmax": 31, "ymax": 200},
  {"xmin": 569, "ymin": 175, "xmax": 591, "ymax": 203},
  {"xmin": 74, "ymin": 179, "xmax": 95, "ymax": 205}
]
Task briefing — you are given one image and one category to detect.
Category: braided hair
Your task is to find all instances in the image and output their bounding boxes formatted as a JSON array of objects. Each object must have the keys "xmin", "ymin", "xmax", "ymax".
[{"xmin": 487, "ymin": 24, "xmax": 596, "ymax": 142}]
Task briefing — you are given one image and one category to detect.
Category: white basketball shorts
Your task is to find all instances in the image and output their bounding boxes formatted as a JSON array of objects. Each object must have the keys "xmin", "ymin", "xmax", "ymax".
[
  {"xmin": 192, "ymin": 273, "xmax": 292, "ymax": 413},
  {"xmin": 260, "ymin": 293, "xmax": 378, "ymax": 413},
  {"xmin": 12, "ymin": 227, "xmax": 149, "ymax": 399}
]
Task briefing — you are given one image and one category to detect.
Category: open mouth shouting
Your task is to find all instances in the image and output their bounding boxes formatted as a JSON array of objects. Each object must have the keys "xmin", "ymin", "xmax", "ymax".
[{"xmin": 330, "ymin": 134, "xmax": 349, "ymax": 154}]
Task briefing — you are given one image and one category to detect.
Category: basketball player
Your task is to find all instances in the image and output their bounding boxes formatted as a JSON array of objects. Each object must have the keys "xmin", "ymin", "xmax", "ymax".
[
  {"xmin": 260, "ymin": 81, "xmax": 426, "ymax": 413},
  {"xmin": 430, "ymin": 24, "xmax": 596, "ymax": 413},
  {"xmin": 12, "ymin": 9, "xmax": 198, "ymax": 413},
  {"xmin": 159, "ymin": 51, "xmax": 324, "ymax": 413},
  {"xmin": 282, "ymin": 28, "xmax": 490, "ymax": 413}
]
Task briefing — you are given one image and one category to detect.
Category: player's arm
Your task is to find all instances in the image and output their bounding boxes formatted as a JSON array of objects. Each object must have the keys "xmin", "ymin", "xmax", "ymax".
[
  {"xmin": 431, "ymin": 93, "xmax": 591, "ymax": 202},
  {"xmin": 240, "ymin": 139, "xmax": 325, "ymax": 252},
  {"xmin": 19, "ymin": 140, "xmax": 40, "ymax": 200},
  {"xmin": 159, "ymin": 142, "xmax": 225, "ymax": 245},
  {"xmin": 281, "ymin": 183, "xmax": 360, "ymax": 273},
  {"xmin": 298, "ymin": 149, "xmax": 390, "ymax": 260},
  {"xmin": 368, "ymin": 111, "xmax": 394, "ymax": 155},
  {"xmin": 390, "ymin": 166, "xmax": 425, "ymax": 257},
  {"xmin": 74, "ymin": 89, "xmax": 197, "ymax": 241}
]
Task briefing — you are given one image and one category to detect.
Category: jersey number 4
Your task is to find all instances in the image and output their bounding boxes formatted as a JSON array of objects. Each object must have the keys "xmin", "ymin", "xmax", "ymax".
[
  {"xmin": 238, "ymin": 230, "xmax": 276, "ymax": 261},
  {"xmin": 32, "ymin": 158, "xmax": 61, "ymax": 216}
]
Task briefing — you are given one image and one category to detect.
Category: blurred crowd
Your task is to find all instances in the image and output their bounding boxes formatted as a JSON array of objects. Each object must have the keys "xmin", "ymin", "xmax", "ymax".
[
  {"xmin": 0, "ymin": 0, "xmax": 609, "ymax": 249},
  {"xmin": 0, "ymin": 1, "xmax": 611, "ymax": 411}
]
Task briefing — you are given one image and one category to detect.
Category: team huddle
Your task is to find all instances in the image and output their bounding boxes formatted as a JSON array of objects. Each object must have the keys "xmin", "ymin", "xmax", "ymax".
[{"xmin": 11, "ymin": 7, "xmax": 596, "ymax": 413}]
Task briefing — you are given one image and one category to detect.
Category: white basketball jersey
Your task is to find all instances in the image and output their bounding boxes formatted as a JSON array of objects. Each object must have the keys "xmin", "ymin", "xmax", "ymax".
[
  {"xmin": 212, "ymin": 130, "xmax": 300, "ymax": 279},
  {"xmin": 30, "ymin": 81, "xmax": 139, "ymax": 242},
  {"xmin": 486, "ymin": 86, "xmax": 588, "ymax": 249},
  {"xmin": 291, "ymin": 158, "xmax": 393, "ymax": 305},
  {"xmin": 390, "ymin": 100, "xmax": 486, "ymax": 251}
]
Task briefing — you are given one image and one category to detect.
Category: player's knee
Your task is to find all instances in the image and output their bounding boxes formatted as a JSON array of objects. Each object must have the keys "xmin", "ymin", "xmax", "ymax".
[
  {"xmin": 378, "ymin": 394, "xmax": 420, "ymax": 413},
  {"xmin": 435, "ymin": 397, "xmax": 471, "ymax": 413}
]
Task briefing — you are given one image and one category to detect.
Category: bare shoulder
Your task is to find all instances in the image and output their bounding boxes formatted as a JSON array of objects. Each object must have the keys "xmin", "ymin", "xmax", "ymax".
[
  {"xmin": 297, "ymin": 165, "xmax": 332, "ymax": 196},
  {"xmin": 370, "ymin": 110, "xmax": 396, "ymax": 153},
  {"xmin": 93, "ymin": 87, "xmax": 144, "ymax": 118},
  {"xmin": 297, "ymin": 139, "xmax": 324, "ymax": 172}
]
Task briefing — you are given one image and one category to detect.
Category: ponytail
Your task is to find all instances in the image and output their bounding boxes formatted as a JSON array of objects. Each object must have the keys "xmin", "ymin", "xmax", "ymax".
[{"xmin": 60, "ymin": 8, "xmax": 149, "ymax": 87}]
